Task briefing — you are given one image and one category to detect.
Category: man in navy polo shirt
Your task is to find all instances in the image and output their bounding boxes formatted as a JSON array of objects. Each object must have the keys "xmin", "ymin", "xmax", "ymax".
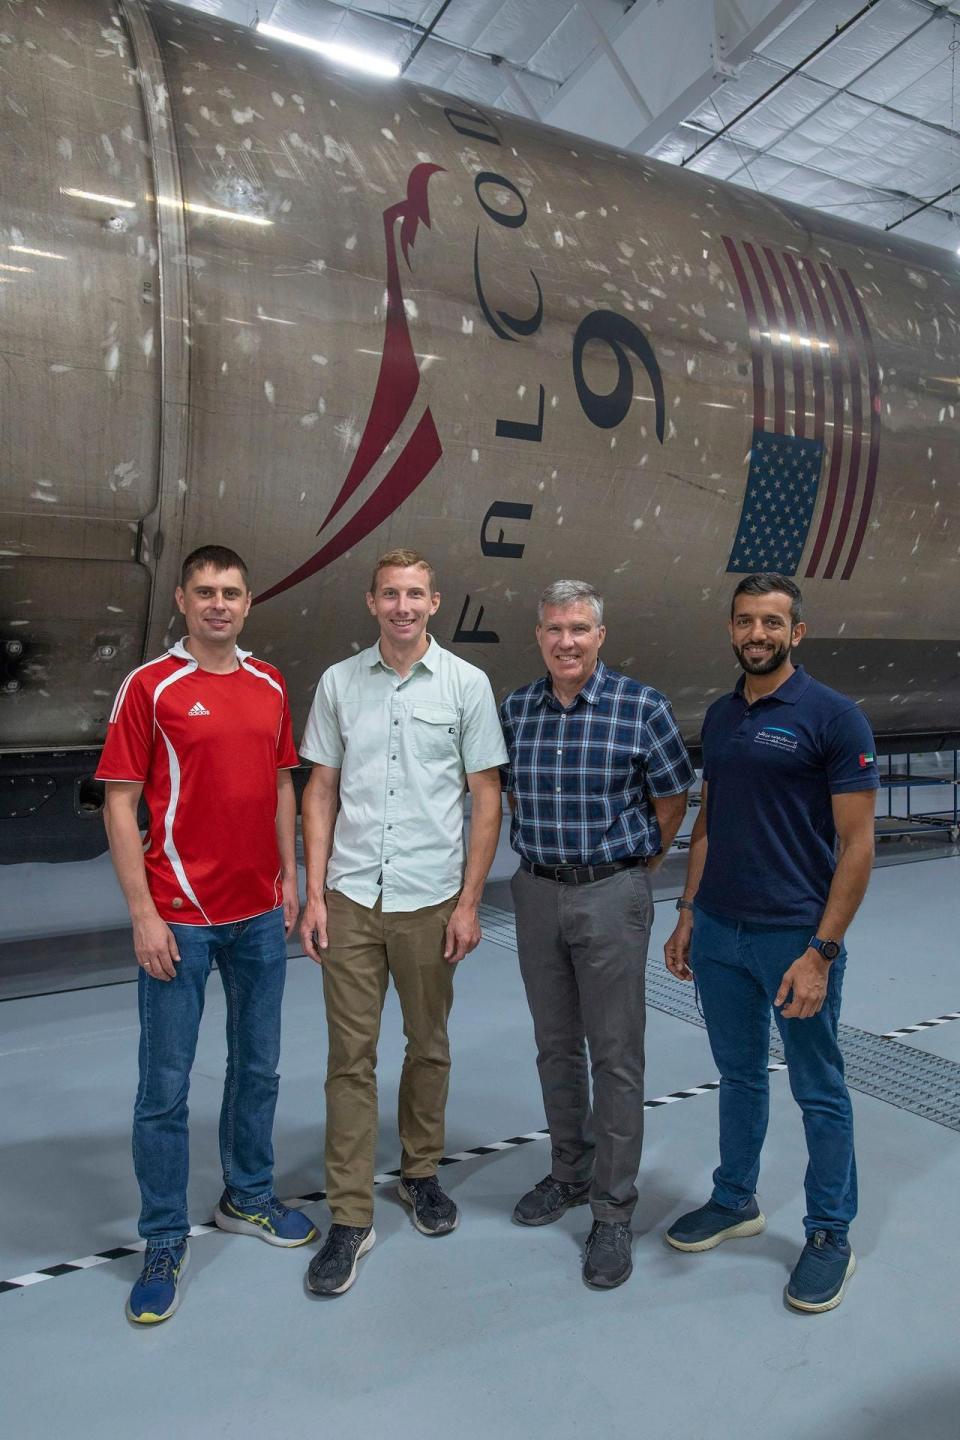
[{"xmin": 663, "ymin": 572, "xmax": 878, "ymax": 1312}]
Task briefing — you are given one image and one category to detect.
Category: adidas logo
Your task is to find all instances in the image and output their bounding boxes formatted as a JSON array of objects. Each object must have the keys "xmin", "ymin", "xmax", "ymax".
[{"xmin": 187, "ymin": 701, "xmax": 210, "ymax": 717}]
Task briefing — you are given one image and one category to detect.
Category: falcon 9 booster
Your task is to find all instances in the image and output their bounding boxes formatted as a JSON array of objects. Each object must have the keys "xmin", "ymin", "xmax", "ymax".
[{"xmin": 1, "ymin": 0, "xmax": 958, "ymax": 854}]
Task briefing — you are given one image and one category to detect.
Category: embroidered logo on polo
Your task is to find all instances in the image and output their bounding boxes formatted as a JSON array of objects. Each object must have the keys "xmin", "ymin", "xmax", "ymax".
[
  {"xmin": 858, "ymin": 750, "xmax": 875, "ymax": 768},
  {"xmin": 754, "ymin": 725, "xmax": 798, "ymax": 752},
  {"xmin": 187, "ymin": 701, "xmax": 210, "ymax": 717}
]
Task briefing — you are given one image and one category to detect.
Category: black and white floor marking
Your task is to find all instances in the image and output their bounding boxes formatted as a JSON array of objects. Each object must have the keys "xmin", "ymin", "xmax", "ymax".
[
  {"xmin": 0, "ymin": 1065, "xmax": 790, "ymax": 1298},
  {"xmin": 881, "ymin": 1012, "xmax": 960, "ymax": 1040}
]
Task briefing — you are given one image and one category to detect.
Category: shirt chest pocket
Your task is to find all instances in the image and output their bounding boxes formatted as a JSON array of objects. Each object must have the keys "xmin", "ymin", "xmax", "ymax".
[{"xmin": 410, "ymin": 704, "xmax": 461, "ymax": 762}]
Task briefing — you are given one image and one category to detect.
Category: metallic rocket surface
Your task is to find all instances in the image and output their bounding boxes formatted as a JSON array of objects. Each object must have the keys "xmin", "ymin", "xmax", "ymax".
[{"xmin": 1, "ymin": 0, "xmax": 958, "ymax": 770}]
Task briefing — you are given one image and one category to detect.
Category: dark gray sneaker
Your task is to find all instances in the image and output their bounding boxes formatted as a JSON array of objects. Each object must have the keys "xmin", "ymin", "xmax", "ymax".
[
  {"xmin": 306, "ymin": 1224, "xmax": 375, "ymax": 1296},
  {"xmin": 665, "ymin": 1196, "xmax": 766, "ymax": 1252},
  {"xmin": 397, "ymin": 1176, "xmax": 459, "ymax": 1236},
  {"xmin": 582, "ymin": 1220, "xmax": 633, "ymax": 1289},
  {"xmin": 513, "ymin": 1174, "xmax": 592, "ymax": 1227}
]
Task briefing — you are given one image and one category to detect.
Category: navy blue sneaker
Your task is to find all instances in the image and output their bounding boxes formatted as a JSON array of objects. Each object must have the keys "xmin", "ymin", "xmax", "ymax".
[
  {"xmin": 665, "ymin": 1196, "xmax": 766, "ymax": 1252},
  {"xmin": 786, "ymin": 1230, "xmax": 856, "ymax": 1312},
  {"xmin": 214, "ymin": 1191, "xmax": 317, "ymax": 1248},
  {"xmin": 126, "ymin": 1241, "xmax": 189, "ymax": 1325}
]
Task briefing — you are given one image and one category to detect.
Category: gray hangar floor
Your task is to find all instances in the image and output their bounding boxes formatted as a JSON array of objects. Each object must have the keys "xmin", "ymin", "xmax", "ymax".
[{"xmin": 0, "ymin": 805, "xmax": 958, "ymax": 1440}]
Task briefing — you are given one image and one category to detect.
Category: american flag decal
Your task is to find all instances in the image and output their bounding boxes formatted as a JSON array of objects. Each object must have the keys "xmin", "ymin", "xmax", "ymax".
[{"xmin": 722, "ymin": 236, "xmax": 881, "ymax": 581}]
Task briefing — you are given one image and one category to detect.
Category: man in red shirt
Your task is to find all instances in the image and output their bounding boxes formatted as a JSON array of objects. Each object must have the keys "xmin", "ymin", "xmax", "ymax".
[{"xmin": 98, "ymin": 545, "xmax": 315, "ymax": 1325}]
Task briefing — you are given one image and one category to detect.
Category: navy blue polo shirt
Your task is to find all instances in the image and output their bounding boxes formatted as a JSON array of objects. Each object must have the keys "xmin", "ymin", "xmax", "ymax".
[{"xmin": 696, "ymin": 666, "xmax": 879, "ymax": 928}]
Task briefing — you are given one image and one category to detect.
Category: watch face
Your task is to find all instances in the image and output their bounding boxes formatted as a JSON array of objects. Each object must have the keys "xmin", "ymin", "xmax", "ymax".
[{"xmin": 819, "ymin": 940, "xmax": 841, "ymax": 961}]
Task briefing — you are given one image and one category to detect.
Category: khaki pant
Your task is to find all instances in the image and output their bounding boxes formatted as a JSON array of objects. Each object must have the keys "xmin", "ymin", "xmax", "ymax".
[{"xmin": 320, "ymin": 888, "xmax": 459, "ymax": 1225}]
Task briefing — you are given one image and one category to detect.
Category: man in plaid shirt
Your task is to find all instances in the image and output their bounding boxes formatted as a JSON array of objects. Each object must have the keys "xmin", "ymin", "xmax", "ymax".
[{"xmin": 500, "ymin": 579, "xmax": 693, "ymax": 1289}]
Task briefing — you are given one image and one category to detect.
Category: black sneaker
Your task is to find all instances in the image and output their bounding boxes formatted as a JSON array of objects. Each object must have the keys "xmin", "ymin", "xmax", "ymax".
[
  {"xmin": 397, "ymin": 1175, "xmax": 459, "ymax": 1236},
  {"xmin": 582, "ymin": 1220, "xmax": 633, "ymax": 1289},
  {"xmin": 306, "ymin": 1224, "xmax": 375, "ymax": 1296},
  {"xmin": 513, "ymin": 1174, "xmax": 592, "ymax": 1227}
]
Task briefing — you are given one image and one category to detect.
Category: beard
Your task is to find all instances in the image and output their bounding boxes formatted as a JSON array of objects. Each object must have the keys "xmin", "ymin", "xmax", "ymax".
[{"xmin": 732, "ymin": 638, "xmax": 791, "ymax": 675}]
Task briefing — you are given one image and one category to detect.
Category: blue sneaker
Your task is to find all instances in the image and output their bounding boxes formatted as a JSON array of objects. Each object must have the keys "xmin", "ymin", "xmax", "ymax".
[
  {"xmin": 126, "ymin": 1241, "xmax": 189, "ymax": 1324},
  {"xmin": 786, "ymin": 1230, "xmax": 856, "ymax": 1312},
  {"xmin": 213, "ymin": 1191, "xmax": 317, "ymax": 1248},
  {"xmin": 666, "ymin": 1196, "xmax": 766, "ymax": 1252}
]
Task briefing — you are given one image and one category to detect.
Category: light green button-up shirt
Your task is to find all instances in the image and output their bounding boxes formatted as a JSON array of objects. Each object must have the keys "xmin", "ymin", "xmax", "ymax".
[{"xmin": 300, "ymin": 636, "xmax": 508, "ymax": 912}]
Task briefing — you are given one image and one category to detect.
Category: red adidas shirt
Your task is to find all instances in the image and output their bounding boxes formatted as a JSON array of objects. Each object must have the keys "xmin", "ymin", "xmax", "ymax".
[{"xmin": 96, "ymin": 641, "xmax": 299, "ymax": 925}]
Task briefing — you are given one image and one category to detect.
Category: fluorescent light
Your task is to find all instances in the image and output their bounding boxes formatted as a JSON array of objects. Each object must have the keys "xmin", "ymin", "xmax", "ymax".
[
  {"xmin": 0, "ymin": 262, "xmax": 33, "ymax": 273},
  {"xmin": 60, "ymin": 187, "xmax": 135, "ymax": 208},
  {"xmin": 9, "ymin": 246, "xmax": 67, "ymax": 260},
  {"xmin": 154, "ymin": 196, "xmax": 272, "ymax": 227},
  {"xmin": 256, "ymin": 21, "xmax": 400, "ymax": 77}
]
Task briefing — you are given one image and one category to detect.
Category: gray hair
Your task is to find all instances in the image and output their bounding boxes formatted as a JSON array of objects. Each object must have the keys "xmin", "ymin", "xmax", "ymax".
[{"xmin": 537, "ymin": 580, "xmax": 604, "ymax": 625}]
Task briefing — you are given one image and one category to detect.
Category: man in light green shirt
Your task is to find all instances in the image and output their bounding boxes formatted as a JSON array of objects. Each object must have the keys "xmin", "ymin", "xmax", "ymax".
[{"xmin": 299, "ymin": 548, "xmax": 507, "ymax": 1296}]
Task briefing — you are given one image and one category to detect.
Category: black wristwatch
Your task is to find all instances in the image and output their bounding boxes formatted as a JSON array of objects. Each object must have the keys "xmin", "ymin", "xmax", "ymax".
[
  {"xmin": 809, "ymin": 936, "xmax": 841, "ymax": 962},
  {"xmin": 676, "ymin": 899, "xmax": 694, "ymax": 913}
]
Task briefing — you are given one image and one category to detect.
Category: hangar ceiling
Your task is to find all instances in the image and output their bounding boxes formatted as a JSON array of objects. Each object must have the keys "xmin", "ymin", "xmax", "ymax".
[{"xmin": 171, "ymin": 0, "xmax": 960, "ymax": 256}]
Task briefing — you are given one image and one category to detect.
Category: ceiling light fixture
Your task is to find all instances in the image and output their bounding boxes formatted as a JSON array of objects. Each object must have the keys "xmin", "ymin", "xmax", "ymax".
[{"xmin": 256, "ymin": 21, "xmax": 400, "ymax": 78}]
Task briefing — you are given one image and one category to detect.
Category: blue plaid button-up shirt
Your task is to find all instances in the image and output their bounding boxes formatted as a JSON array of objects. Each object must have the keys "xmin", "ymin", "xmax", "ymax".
[{"xmin": 500, "ymin": 661, "xmax": 694, "ymax": 866}]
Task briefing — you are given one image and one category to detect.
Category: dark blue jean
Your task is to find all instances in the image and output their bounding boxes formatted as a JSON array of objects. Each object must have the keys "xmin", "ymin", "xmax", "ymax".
[
  {"xmin": 691, "ymin": 905, "xmax": 856, "ymax": 1239},
  {"xmin": 133, "ymin": 906, "xmax": 287, "ymax": 1247}
]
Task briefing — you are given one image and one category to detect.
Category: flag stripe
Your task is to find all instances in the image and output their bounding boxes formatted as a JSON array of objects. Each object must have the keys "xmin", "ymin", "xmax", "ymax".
[
  {"xmin": 821, "ymin": 263, "xmax": 864, "ymax": 580},
  {"xmin": 744, "ymin": 241, "xmax": 786, "ymax": 433},
  {"xmin": 764, "ymin": 246, "xmax": 805, "ymax": 438},
  {"xmin": 839, "ymin": 269, "xmax": 882, "ymax": 581},
  {"xmin": 722, "ymin": 236, "xmax": 880, "ymax": 582},
  {"xmin": 801, "ymin": 256, "xmax": 846, "ymax": 577},
  {"xmin": 723, "ymin": 235, "xmax": 765, "ymax": 431},
  {"xmin": 783, "ymin": 252, "xmax": 825, "ymax": 445}
]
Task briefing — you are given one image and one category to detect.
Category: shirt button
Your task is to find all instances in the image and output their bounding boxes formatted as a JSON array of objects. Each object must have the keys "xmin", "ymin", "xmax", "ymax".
[
  {"xmin": 393, "ymin": 719, "xmax": 399, "ymax": 726},
  {"xmin": 391, "ymin": 753, "xmax": 397, "ymax": 760},
  {"xmin": 389, "ymin": 789, "xmax": 394, "ymax": 796},
  {"xmin": 385, "ymin": 858, "xmax": 390, "ymax": 864},
  {"xmin": 556, "ymin": 786, "xmax": 561, "ymax": 792},
  {"xmin": 556, "ymin": 749, "xmax": 562, "ymax": 754},
  {"xmin": 387, "ymin": 824, "xmax": 393, "ymax": 830}
]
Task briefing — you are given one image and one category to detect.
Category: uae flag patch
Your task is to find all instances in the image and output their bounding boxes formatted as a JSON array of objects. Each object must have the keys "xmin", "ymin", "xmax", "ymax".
[{"xmin": 859, "ymin": 751, "xmax": 876, "ymax": 768}]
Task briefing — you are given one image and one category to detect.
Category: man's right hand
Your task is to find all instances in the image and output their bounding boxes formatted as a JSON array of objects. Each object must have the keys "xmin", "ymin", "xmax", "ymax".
[
  {"xmin": 300, "ymin": 896, "xmax": 328, "ymax": 965},
  {"xmin": 133, "ymin": 914, "xmax": 180, "ymax": 982},
  {"xmin": 664, "ymin": 913, "xmax": 694, "ymax": 982}
]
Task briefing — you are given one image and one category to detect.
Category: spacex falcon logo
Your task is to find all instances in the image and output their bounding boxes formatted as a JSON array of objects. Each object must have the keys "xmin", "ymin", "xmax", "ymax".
[{"xmin": 257, "ymin": 163, "xmax": 445, "ymax": 606}]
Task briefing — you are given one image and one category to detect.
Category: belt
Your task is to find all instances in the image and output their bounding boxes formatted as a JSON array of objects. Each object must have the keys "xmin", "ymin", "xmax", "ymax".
[{"xmin": 519, "ymin": 856, "xmax": 647, "ymax": 885}]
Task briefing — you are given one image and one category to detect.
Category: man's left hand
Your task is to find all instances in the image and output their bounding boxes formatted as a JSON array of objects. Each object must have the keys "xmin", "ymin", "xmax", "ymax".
[
  {"xmin": 774, "ymin": 948, "xmax": 832, "ymax": 1019},
  {"xmin": 444, "ymin": 902, "xmax": 481, "ymax": 965},
  {"xmin": 281, "ymin": 875, "xmax": 301, "ymax": 936}
]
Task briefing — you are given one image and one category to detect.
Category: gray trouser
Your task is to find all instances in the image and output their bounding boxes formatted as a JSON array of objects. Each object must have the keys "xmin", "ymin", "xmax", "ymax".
[{"xmin": 510, "ymin": 864, "xmax": 653, "ymax": 1223}]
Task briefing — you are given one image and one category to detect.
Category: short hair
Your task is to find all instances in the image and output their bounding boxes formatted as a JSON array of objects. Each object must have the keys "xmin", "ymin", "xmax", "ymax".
[
  {"xmin": 180, "ymin": 545, "xmax": 249, "ymax": 590},
  {"xmin": 369, "ymin": 548, "xmax": 437, "ymax": 595},
  {"xmin": 730, "ymin": 572, "xmax": 803, "ymax": 626},
  {"xmin": 537, "ymin": 580, "xmax": 604, "ymax": 625}
]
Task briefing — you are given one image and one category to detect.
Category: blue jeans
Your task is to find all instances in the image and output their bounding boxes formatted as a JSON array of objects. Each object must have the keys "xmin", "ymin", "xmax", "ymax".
[
  {"xmin": 133, "ymin": 907, "xmax": 287, "ymax": 1247},
  {"xmin": 691, "ymin": 905, "xmax": 857, "ymax": 1239}
]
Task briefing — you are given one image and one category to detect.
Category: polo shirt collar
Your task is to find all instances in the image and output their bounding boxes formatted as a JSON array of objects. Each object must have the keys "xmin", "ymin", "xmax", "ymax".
[
  {"xmin": 537, "ymin": 659, "xmax": 607, "ymax": 709},
  {"xmin": 735, "ymin": 663, "xmax": 810, "ymax": 706}
]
